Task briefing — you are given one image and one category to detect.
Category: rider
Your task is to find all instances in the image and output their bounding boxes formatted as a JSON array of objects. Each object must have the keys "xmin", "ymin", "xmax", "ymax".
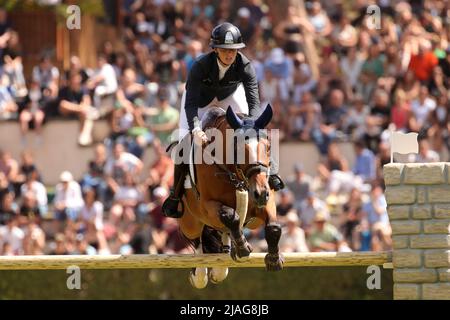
[{"xmin": 162, "ymin": 22, "xmax": 285, "ymax": 218}]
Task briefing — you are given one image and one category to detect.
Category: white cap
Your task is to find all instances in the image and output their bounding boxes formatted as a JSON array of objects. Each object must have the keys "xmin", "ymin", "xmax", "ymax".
[
  {"xmin": 286, "ymin": 210, "xmax": 299, "ymax": 223},
  {"xmin": 270, "ymin": 47, "xmax": 285, "ymax": 64},
  {"xmin": 238, "ymin": 7, "xmax": 251, "ymax": 19},
  {"xmin": 153, "ymin": 186, "xmax": 168, "ymax": 198},
  {"xmin": 60, "ymin": 171, "xmax": 73, "ymax": 182}
]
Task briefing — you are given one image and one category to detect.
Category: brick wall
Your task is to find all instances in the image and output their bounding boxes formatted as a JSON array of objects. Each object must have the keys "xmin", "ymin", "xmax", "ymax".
[{"xmin": 384, "ymin": 163, "xmax": 450, "ymax": 300}]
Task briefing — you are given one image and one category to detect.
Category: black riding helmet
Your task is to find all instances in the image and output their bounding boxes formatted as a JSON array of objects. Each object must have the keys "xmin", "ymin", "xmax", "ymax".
[{"xmin": 210, "ymin": 22, "xmax": 246, "ymax": 49}]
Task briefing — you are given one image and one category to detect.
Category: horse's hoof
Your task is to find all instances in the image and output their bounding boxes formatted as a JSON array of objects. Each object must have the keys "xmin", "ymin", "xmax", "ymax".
[
  {"xmin": 188, "ymin": 267, "xmax": 208, "ymax": 289},
  {"xmin": 209, "ymin": 267, "xmax": 229, "ymax": 284},
  {"xmin": 230, "ymin": 241, "xmax": 252, "ymax": 261},
  {"xmin": 264, "ymin": 253, "xmax": 284, "ymax": 272}
]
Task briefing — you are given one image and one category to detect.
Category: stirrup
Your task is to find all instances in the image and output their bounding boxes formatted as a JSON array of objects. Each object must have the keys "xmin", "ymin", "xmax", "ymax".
[{"xmin": 162, "ymin": 196, "xmax": 184, "ymax": 218}]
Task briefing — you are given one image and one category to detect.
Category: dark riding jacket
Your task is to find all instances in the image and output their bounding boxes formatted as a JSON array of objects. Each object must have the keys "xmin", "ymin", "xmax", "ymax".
[{"xmin": 184, "ymin": 51, "xmax": 261, "ymax": 131}]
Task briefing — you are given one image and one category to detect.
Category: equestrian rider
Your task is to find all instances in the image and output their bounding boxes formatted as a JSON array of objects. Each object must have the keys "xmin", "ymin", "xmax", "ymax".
[{"xmin": 162, "ymin": 22, "xmax": 285, "ymax": 218}]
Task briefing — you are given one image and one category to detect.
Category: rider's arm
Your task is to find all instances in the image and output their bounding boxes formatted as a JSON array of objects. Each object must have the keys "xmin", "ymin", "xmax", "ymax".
[
  {"xmin": 241, "ymin": 61, "xmax": 261, "ymax": 119},
  {"xmin": 184, "ymin": 62, "xmax": 203, "ymax": 131}
]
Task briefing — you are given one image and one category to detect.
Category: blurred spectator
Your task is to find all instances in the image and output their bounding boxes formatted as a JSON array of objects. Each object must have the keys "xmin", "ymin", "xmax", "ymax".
[
  {"xmin": 285, "ymin": 163, "xmax": 312, "ymax": 209},
  {"xmin": 86, "ymin": 53, "xmax": 118, "ymax": 109},
  {"xmin": 20, "ymin": 171, "xmax": 47, "ymax": 217},
  {"xmin": 288, "ymin": 90, "xmax": 321, "ymax": 141},
  {"xmin": 278, "ymin": 210, "xmax": 309, "ymax": 253},
  {"xmin": 409, "ymin": 85, "xmax": 436, "ymax": 132},
  {"xmin": 352, "ymin": 140, "xmax": 376, "ymax": 183},
  {"xmin": 48, "ymin": 233, "xmax": 69, "ymax": 255},
  {"xmin": 58, "ymin": 73, "xmax": 99, "ymax": 146},
  {"xmin": 298, "ymin": 191, "xmax": 329, "ymax": 234},
  {"xmin": 409, "ymin": 139, "xmax": 440, "ymax": 162},
  {"xmin": 53, "ymin": 171, "xmax": 84, "ymax": 222},
  {"xmin": 104, "ymin": 142, "xmax": 143, "ymax": 188},
  {"xmin": 307, "ymin": 211, "xmax": 343, "ymax": 252},
  {"xmin": 312, "ymin": 88, "xmax": 347, "ymax": 155},
  {"xmin": 0, "ymin": 191, "xmax": 18, "ymax": 225},
  {"xmin": 2, "ymin": 31, "xmax": 27, "ymax": 100},
  {"xmin": 235, "ymin": 7, "xmax": 259, "ymax": 46},
  {"xmin": 80, "ymin": 143, "xmax": 109, "ymax": 204},
  {"xmin": 358, "ymin": 42, "xmax": 385, "ymax": 101},
  {"xmin": 145, "ymin": 139, "xmax": 174, "ymax": 190},
  {"xmin": 303, "ymin": 1, "xmax": 332, "ymax": 37},
  {"xmin": 181, "ymin": 40, "xmax": 203, "ymax": 78},
  {"xmin": 0, "ymin": 214, "xmax": 24, "ymax": 255},
  {"xmin": 276, "ymin": 188, "xmax": 294, "ymax": 219},
  {"xmin": 0, "ymin": 71, "xmax": 18, "ymax": 119},
  {"xmin": 408, "ymin": 40, "xmax": 438, "ymax": 82},
  {"xmin": 72, "ymin": 233, "xmax": 97, "ymax": 255},
  {"xmin": 340, "ymin": 188, "xmax": 364, "ymax": 250},
  {"xmin": 343, "ymin": 93, "xmax": 369, "ymax": 140},
  {"xmin": 22, "ymin": 216, "xmax": 45, "ymax": 255},
  {"xmin": 390, "ymin": 90, "xmax": 412, "ymax": 132},
  {"xmin": 141, "ymin": 86, "xmax": 179, "ymax": 147},
  {"xmin": 365, "ymin": 89, "xmax": 391, "ymax": 153},
  {"xmin": 362, "ymin": 184, "xmax": 391, "ymax": 251},
  {"xmin": 62, "ymin": 55, "xmax": 89, "ymax": 87},
  {"xmin": 264, "ymin": 48, "xmax": 292, "ymax": 102},
  {"xmin": 340, "ymin": 47, "xmax": 363, "ymax": 91},
  {"xmin": 292, "ymin": 53, "xmax": 316, "ymax": 104},
  {"xmin": 109, "ymin": 172, "xmax": 144, "ymax": 225},
  {"xmin": 31, "ymin": 53, "xmax": 59, "ymax": 99},
  {"xmin": 317, "ymin": 142, "xmax": 349, "ymax": 188},
  {"xmin": 19, "ymin": 81, "xmax": 46, "ymax": 144}
]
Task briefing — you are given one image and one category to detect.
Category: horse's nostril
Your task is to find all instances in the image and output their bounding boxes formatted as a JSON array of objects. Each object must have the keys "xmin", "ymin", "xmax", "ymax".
[{"xmin": 254, "ymin": 190, "xmax": 259, "ymax": 199}]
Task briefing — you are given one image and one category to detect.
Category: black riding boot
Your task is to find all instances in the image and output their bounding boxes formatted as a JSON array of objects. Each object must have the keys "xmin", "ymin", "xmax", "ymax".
[
  {"xmin": 162, "ymin": 163, "xmax": 188, "ymax": 218},
  {"xmin": 268, "ymin": 154, "xmax": 284, "ymax": 191},
  {"xmin": 269, "ymin": 174, "xmax": 285, "ymax": 191}
]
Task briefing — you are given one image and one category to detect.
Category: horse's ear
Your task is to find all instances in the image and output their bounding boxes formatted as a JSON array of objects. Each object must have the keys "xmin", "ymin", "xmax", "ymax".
[
  {"xmin": 226, "ymin": 106, "xmax": 243, "ymax": 129},
  {"xmin": 255, "ymin": 104, "xmax": 273, "ymax": 129}
]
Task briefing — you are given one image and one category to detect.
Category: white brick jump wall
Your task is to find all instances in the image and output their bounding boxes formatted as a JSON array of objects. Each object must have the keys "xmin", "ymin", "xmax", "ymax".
[{"xmin": 384, "ymin": 163, "xmax": 450, "ymax": 300}]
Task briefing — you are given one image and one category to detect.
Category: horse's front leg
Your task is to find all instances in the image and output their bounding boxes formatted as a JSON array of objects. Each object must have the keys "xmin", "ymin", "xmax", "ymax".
[
  {"xmin": 255, "ymin": 191, "xmax": 284, "ymax": 271},
  {"xmin": 203, "ymin": 200, "xmax": 252, "ymax": 260}
]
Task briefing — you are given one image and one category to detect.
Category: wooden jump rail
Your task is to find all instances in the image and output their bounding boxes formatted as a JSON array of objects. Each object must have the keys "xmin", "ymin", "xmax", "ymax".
[{"xmin": 0, "ymin": 251, "xmax": 392, "ymax": 270}]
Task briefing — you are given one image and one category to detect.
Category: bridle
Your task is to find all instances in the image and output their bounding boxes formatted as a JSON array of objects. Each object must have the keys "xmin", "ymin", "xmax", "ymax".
[{"xmin": 208, "ymin": 119, "xmax": 270, "ymax": 191}]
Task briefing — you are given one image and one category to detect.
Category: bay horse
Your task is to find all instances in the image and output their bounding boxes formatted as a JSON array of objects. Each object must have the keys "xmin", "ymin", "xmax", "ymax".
[{"xmin": 176, "ymin": 104, "xmax": 284, "ymax": 288}]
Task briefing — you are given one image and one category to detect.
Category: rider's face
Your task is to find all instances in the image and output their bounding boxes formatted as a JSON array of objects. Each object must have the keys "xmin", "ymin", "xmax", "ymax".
[{"xmin": 215, "ymin": 48, "xmax": 238, "ymax": 66}]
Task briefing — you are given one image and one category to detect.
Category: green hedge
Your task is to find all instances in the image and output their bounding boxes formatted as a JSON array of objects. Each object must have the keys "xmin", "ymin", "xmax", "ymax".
[{"xmin": 0, "ymin": 267, "xmax": 392, "ymax": 300}]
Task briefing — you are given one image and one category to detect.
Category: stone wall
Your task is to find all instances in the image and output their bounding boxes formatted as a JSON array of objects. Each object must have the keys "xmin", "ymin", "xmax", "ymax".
[{"xmin": 384, "ymin": 163, "xmax": 450, "ymax": 299}]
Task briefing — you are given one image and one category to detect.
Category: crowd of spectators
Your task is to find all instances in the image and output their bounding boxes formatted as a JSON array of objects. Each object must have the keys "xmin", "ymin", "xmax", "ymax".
[{"xmin": 1, "ymin": 0, "xmax": 450, "ymax": 255}]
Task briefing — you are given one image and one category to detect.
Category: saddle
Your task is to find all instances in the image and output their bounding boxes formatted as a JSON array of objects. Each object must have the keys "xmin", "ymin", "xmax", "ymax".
[{"xmin": 166, "ymin": 107, "xmax": 227, "ymax": 193}]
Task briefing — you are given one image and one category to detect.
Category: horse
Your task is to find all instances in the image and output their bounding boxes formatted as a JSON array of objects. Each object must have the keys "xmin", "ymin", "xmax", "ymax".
[{"xmin": 175, "ymin": 104, "xmax": 284, "ymax": 288}]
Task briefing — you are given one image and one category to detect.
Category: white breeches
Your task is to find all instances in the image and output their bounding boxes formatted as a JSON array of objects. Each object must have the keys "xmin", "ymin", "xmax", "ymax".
[{"xmin": 178, "ymin": 84, "xmax": 249, "ymax": 140}]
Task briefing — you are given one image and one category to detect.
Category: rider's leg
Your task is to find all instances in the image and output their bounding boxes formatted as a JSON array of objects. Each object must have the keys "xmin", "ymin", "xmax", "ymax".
[{"xmin": 162, "ymin": 94, "xmax": 191, "ymax": 219}]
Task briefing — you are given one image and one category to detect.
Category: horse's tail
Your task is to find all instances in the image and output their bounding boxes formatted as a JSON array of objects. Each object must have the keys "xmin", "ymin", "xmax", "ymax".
[{"xmin": 201, "ymin": 226, "xmax": 223, "ymax": 254}]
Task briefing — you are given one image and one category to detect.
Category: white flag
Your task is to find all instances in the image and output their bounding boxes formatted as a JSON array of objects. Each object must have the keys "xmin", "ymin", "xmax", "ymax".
[{"xmin": 391, "ymin": 131, "xmax": 419, "ymax": 155}]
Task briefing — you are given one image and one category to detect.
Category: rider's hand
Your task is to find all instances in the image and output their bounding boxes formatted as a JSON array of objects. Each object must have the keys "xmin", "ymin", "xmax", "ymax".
[{"xmin": 192, "ymin": 127, "xmax": 208, "ymax": 146}]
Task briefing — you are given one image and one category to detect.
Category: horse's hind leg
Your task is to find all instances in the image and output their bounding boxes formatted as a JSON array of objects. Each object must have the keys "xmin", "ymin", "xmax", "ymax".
[
  {"xmin": 201, "ymin": 226, "xmax": 229, "ymax": 284},
  {"xmin": 179, "ymin": 206, "xmax": 208, "ymax": 289},
  {"xmin": 188, "ymin": 242, "xmax": 209, "ymax": 289}
]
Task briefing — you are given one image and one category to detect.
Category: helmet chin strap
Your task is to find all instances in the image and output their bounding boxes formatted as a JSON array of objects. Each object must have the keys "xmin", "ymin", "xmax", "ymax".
[{"xmin": 214, "ymin": 49, "xmax": 231, "ymax": 67}]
